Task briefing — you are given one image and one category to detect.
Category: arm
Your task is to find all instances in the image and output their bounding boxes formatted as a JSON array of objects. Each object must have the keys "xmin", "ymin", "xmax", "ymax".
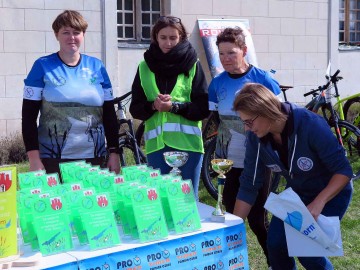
[
  {"xmin": 129, "ymin": 68, "xmax": 156, "ymax": 121},
  {"xmin": 307, "ymin": 174, "xmax": 350, "ymax": 220},
  {"xmin": 102, "ymin": 101, "xmax": 120, "ymax": 174},
  {"xmin": 100, "ymin": 65, "xmax": 120, "ymax": 174},
  {"xmin": 22, "ymin": 99, "xmax": 44, "ymax": 171},
  {"xmin": 27, "ymin": 150, "xmax": 45, "ymax": 171},
  {"xmin": 233, "ymin": 199, "xmax": 253, "ymax": 220},
  {"xmin": 305, "ymin": 116, "xmax": 352, "ymax": 219},
  {"xmin": 235, "ymin": 132, "xmax": 268, "ymax": 215},
  {"xmin": 175, "ymin": 62, "xmax": 210, "ymax": 121}
]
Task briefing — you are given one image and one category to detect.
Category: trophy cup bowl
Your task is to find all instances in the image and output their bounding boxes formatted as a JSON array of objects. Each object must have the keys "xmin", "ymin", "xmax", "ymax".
[
  {"xmin": 163, "ymin": 151, "xmax": 189, "ymax": 176},
  {"xmin": 211, "ymin": 159, "xmax": 233, "ymax": 222}
]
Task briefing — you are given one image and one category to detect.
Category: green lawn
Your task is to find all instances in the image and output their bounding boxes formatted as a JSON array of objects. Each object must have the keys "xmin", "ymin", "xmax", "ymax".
[{"xmin": 199, "ymin": 179, "xmax": 360, "ymax": 270}]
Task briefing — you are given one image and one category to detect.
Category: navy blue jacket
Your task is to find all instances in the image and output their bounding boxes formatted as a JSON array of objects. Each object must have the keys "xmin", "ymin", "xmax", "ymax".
[{"xmin": 237, "ymin": 103, "xmax": 353, "ymax": 205}]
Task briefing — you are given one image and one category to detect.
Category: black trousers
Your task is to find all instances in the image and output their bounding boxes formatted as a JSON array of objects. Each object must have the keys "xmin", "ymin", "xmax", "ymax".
[
  {"xmin": 223, "ymin": 167, "xmax": 271, "ymax": 267},
  {"xmin": 41, "ymin": 157, "xmax": 106, "ymax": 183}
]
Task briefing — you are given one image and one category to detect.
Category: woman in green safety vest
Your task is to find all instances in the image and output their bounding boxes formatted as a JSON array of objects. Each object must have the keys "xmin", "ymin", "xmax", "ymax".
[{"xmin": 130, "ymin": 16, "xmax": 209, "ymax": 200}]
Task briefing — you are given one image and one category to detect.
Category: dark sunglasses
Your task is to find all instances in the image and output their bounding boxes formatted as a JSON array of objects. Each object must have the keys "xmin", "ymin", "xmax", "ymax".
[
  {"xmin": 157, "ymin": 16, "xmax": 181, "ymax": 24},
  {"xmin": 241, "ymin": 115, "xmax": 259, "ymax": 128}
]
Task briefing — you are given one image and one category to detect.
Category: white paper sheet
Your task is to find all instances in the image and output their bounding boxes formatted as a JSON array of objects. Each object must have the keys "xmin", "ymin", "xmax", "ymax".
[{"xmin": 285, "ymin": 215, "xmax": 343, "ymax": 257}]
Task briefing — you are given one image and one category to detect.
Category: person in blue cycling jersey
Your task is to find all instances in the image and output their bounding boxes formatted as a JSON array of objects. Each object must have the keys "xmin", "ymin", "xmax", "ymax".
[
  {"xmin": 208, "ymin": 27, "xmax": 281, "ymax": 267},
  {"xmin": 233, "ymin": 83, "xmax": 353, "ymax": 270},
  {"xmin": 22, "ymin": 10, "xmax": 120, "ymax": 179}
]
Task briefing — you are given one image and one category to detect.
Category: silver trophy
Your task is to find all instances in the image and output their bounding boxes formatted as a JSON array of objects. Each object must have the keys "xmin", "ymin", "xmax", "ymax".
[
  {"xmin": 163, "ymin": 151, "xmax": 189, "ymax": 176},
  {"xmin": 211, "ymin": 159, "xmax": 233, "ymax": 222}
]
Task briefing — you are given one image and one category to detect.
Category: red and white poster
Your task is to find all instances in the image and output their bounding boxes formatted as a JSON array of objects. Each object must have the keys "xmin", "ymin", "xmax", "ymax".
[{"xmin": 197, "ymin": 19, "xmax": 258, "ymax": 78}]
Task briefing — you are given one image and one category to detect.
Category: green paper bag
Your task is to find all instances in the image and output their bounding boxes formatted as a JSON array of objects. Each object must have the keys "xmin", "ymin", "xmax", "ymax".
[
  {"xmin": 42, "ymin": 173, "xmax": 60, "ymax": 189},
  {"xmin": 122, "ymin": 183, "xmax": 141, "ymax": 238},
  {"xmin": 79, "ymin": 193, "xmax": 121, "ymax": 250},
  {"xmin": 32, "ymin": 196, "xmax": 73, "ymax": 256},
  {"xmin": 112, "ymin": 180, "xmax": 128, "ymax": 227},
  {"xmin": 17, "ymin": 187, "xmax": 45, "ymax": 245},
  {"xmin": 18, "ymin": 170, "xmax": 46, "ymax": 190},
  {"xmin": 166, "ymin": 180, "xmax": 201, "ymax": 234},
  {"xmin": 159, "ymin": 178, "xmax": 179, "ymax": 230},
  {"xmin": 65, "ymin": 188, "xmax": 96, "ymax": 244},
  {"xmin": 132, "ymin": 187, "xmax": 168, "ymax": 243},
  {"xmin": 59, "ymin": 160, "xmax": 86, "ymax": 183}
]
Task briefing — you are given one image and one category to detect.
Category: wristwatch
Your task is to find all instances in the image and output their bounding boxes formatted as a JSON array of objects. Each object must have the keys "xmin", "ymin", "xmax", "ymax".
[
  {"xmin": 169, "ymin": 102, "xmax": 180, "ymax": 114},
  {"xmin": 108, "ymin": 147, "xmax": 120, "ymax": 154}
]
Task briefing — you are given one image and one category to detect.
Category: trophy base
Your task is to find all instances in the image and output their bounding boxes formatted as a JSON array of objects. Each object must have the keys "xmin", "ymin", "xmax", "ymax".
[{"xmin": 211, "ymin": 214, "xmax": 225, "ymax": 223}]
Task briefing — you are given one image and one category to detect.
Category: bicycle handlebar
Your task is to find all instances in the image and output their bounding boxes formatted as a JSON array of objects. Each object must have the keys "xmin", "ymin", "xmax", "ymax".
[
  {"xmin": 113, "ymin": 91, "xmax": 131, "ymax": 104},
  {"xmin": 303, "ymin": 69, "xmax": 341, "ymax": 97},
  {"xmin": 304, "ymin": 85, "xmax": 325, "ymax": 97}
]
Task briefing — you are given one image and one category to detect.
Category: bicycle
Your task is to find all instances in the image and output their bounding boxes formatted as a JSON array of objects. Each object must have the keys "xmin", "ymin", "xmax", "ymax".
[
  {"xmin": 112, "ymin": 91, "xmax": 147, "ymax": 167},
  {"xmin": 280, "ymin": 73, "xmax": 360, "ymax": 129},
  {"xmin": 302, "ymin": 70, "xmax": 360, "ymax": 179}
]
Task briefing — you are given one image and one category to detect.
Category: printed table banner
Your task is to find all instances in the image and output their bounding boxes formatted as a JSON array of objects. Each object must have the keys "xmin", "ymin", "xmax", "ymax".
[
  {"xmin": 197, "ymin": 19, "xmax": 258, "ymax": 78},
  {"xmin": 74, "ymin": 222, "xmax": 248, "ymax": 270}
]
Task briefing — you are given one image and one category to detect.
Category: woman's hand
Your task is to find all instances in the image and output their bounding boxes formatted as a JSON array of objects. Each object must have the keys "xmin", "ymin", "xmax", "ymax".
[
  {"xmin": 27, "ymin": 150, "xmax": 45, "ymax": 171},
  {"xmin": 107, "ymin": 153, "xmax": 120, "ymax": 174},
  {"xmin": 307, "ymin": 199, "xmax": 326, "ymax": 221},
  {"xmin": 153, "ymin": 95, "xmax": 172, "ymax": 112}
]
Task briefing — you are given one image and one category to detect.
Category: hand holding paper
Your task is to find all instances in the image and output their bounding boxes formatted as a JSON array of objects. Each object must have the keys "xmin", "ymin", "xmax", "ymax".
[{"xmin": 264, "ymin": 188, "xmax": 340, "ymax": 253}]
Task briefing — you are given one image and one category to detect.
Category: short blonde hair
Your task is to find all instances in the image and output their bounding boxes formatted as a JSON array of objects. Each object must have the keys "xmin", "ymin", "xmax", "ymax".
[
  {"xmin": 52, "ymin": 10, "xmax": 88, "ymax": 34},
  {"xmin": 233, "ymin": 83, "xmax": 287, "ymax": 122}
]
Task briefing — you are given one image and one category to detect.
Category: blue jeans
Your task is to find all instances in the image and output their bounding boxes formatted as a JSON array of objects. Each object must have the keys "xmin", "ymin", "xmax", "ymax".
[
  {"xmin": 267, "ymin": 182, "xmax": 353, "ymax": 270},
  {"xmin": 147, "ymin": 145, "xmax": 203, "ymax": 201}
]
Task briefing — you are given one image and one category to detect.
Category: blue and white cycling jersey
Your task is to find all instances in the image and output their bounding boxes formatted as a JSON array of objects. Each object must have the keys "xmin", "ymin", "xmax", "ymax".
[
  {"xmin": 23, "ymin": 53, "xmax": 114, "ymax": 159},
  {"xmin": 208, "ymin": 65, "xmax": 281, "ymax": 168}
]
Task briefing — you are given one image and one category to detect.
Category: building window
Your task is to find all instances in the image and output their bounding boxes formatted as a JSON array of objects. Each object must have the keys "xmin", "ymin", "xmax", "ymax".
[
  {"xmin": 339, "ymin": 0, "xmax": 360, "ymax": 48},
  {"xmin": 117, "ymin": 0, "xmax": 162, "ymax": 43}
]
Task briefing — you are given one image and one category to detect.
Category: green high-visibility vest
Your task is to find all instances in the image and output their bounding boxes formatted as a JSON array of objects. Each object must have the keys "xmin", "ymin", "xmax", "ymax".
[{"xmin": 139, "ymin": 60, "xmax": 204, "ymax": 154}]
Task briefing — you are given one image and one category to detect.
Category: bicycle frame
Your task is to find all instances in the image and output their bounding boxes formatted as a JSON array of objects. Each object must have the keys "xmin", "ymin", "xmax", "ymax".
[{"xmin": 333, "ymin": 92, "xmax": 360, "ymax": 126}]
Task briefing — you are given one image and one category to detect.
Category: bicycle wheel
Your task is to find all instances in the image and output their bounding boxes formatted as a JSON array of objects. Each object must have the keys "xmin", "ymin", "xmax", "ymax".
[
  {"xmin": 202, "ymin": 111, "xmax": 220, "ymax": 143},
  {"xmin": 338, "ymin": 120, "xmax": 360, "ymax": 180},
  {"xmin": 343, "ymin": 97, "xmax": 360, "ymax": 129},
  {"xmin": 118, "ymin": 139, "xmax": 147, "ymax": 167},
  {"xmin": 201, "ymin": 136, "xmax": 218, "ymax": 200}
]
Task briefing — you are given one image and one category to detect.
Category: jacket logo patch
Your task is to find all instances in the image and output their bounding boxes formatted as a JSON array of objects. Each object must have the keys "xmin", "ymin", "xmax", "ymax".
[
  {"xmin": 266, "ymin": 164, "xmax": 282, "ymax": 172},
  {"xmin": 297, "ymin": 157, "xmax": 313, "ymax": 171},
  {"xmin": 24, "ymin": 87, "xmax": 34, "ymax": 98}
]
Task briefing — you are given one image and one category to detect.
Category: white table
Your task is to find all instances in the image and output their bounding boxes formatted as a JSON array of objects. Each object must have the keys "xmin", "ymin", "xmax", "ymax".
[{"xmin": 1, "ymin": 203, "xmax": 249, "ymax": 270}]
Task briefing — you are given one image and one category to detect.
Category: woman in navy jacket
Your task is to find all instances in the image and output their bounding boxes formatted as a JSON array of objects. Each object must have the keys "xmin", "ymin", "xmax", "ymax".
[{"xmin": 233, "ymin": 83, "xmax": 353, "ymax": 270}]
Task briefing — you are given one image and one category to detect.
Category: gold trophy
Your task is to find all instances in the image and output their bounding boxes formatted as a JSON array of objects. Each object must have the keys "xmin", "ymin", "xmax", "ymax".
[{"xmin": 211, "ymin": 159, "xmax": 233, "ymax": 222}]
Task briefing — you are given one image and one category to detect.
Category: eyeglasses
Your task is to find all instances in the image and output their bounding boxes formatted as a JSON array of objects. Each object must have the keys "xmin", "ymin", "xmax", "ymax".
[
  {"xmin": 157, "ymin": 16, "xmax": 181, "ymax": 24},
  {"xmin": 241, "ymin": 115, "xmax": 259, "ymax": 128}
]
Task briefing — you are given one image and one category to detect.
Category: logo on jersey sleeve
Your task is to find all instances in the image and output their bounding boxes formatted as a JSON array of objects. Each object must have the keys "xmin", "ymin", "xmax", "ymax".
[
  {"xmin": 24, "ymin": 87, "xmax": 34, "ymax": 98},
  {"xmin": 297, "ymin": 157, "xmax": 313, "ymax": 171},
  {"xmin": 266, "ymin": 164, "xmax": 282, "ymax": 172}
]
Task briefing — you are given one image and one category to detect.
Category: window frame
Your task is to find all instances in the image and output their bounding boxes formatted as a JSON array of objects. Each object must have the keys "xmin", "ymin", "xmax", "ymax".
[
  {"xmin": 117, "ymin": 0, "xmax": 169, "ymax": 48},
  {"xmin": 339, "ymin": 0, "xmax": 360, "ymax": 50}
]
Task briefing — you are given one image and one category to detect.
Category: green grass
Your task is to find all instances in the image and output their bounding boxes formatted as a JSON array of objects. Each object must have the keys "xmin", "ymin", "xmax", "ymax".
[{"xmin": 199, "ymin": 179, "xmax": 360, "ymax": 270}]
